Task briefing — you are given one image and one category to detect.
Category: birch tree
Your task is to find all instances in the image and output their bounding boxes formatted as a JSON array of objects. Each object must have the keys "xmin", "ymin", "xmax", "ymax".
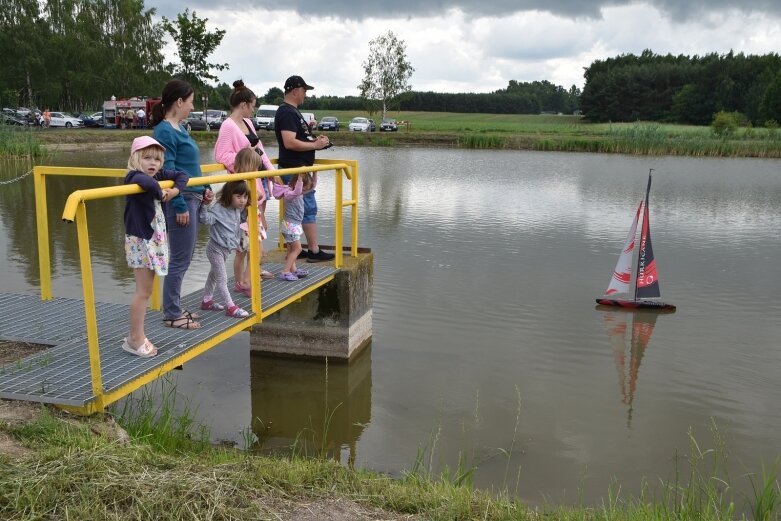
[{"xmin": 358, "ymin": 31, "xmax": 414, "ymax": 119}]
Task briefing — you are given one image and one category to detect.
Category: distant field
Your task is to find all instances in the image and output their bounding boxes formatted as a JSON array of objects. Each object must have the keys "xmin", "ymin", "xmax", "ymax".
[
  {"xmin": 314, "ymin": 111, "xmax": 586, "ymax": 133},
  {"xmin": 19, "ymin": 111, "xmax": 781, "ymax": 158}
]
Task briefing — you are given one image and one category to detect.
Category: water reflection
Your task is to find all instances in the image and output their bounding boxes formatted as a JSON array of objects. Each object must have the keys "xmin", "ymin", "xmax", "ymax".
[
  {"xmin": 4, "ymin": 148, "xmax": 781, "ymax": 505},
  {"xmin": 249, "ymin": 346, "xmax": 372, "ymax": 467},
  {"xmin": 601, "ymin": 309, "xmax": 666, "ymax": 428}
]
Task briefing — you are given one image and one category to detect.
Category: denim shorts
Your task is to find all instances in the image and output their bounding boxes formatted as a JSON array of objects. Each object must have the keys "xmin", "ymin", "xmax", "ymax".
[{"xmin": 302, "ymin": 190, "xmax": 317, "ymax": 224}]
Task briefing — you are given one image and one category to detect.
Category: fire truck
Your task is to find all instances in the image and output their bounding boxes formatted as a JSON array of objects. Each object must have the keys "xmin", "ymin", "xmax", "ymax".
[{"xmin": 100, "ymin": 97, "xmax": 160, "ymax": 129}]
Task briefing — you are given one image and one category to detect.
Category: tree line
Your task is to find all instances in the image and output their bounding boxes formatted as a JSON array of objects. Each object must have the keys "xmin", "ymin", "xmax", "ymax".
[
  {"xmin": 0, "ymin": 0, "xmax": 168, "ymax": 112},
  {"xmin": 0, "ymin": 0, "xmax": 231, "ymax": 113},
  {"xmin": 0, "ymin": 1, "xmax": 581, "ymax": 117},
  {"xmin": 10, "ymin": 1, "xmax": 780, "ymax": 126},
  {"xmin": 285, "ymin": 80, "xmax": 581, "ymax": 116},
  {"xmin": 580, "ymin": 49, "xmax": 781, "ymax": 125}
]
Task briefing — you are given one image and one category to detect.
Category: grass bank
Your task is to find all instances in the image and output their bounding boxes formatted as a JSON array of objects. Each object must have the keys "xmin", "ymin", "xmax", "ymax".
[
  {"xmin": 1, "ymin": 391, "xmax": 780, "ymax": 520},
  {"xmin": 28, "ymin": 113, "xmax": 781, "ymax": 157}
]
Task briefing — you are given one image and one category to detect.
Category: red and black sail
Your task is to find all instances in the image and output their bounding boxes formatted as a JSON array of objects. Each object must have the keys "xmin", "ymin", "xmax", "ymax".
[{"xmin": 634, "ymin": 173, "xmax": 661, "ymax": 300}]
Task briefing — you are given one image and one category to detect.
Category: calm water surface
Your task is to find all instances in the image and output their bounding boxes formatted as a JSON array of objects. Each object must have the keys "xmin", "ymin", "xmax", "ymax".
[{"xmin": 2, "ymin": 145, "xmax": 781, "ymax": 506}]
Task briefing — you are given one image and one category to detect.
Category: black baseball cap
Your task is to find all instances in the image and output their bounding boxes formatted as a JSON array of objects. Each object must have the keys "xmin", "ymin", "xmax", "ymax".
[{"xmin": 284, "ymin": 75, "xmax": 314, "ymax": 92}]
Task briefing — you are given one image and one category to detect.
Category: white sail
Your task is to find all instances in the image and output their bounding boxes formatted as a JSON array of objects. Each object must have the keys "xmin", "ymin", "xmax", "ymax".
[{"xmin": 604, "ymin": 201, "xmax": 643, "ymax": 295}]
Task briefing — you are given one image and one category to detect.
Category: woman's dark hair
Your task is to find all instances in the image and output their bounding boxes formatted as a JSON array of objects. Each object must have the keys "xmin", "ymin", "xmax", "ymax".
[
  {"xmin": 151, "ymin": 79, "xmax": 194, "ymax": 127},
  {"xmin": 218, "ymin": 180, "xmax": 250, "ymax": 208},
  {"xmin": 229, "ymin": 79, "xmax": 256, "ymax": 108}
]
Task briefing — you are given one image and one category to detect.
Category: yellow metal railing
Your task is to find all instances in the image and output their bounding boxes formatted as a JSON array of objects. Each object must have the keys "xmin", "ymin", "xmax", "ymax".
[{"xmin": 33, "ymin": 160, "xmax": 358, "ymax": 411}]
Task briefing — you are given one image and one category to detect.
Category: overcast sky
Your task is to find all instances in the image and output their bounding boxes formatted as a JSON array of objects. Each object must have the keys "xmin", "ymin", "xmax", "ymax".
[{"xmin": 154, "ymin": 1, "xmax": 781, "ymax": 98}]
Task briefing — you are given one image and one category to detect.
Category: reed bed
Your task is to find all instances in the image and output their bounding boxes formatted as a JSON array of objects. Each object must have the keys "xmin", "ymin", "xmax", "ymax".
[
  {"xmin": 0, "ymin": 126, "xmax": 44, "ymax": 158},
  {"xmin": 30, "ymin": 114, "xmax": 781, "ymax": 157}
]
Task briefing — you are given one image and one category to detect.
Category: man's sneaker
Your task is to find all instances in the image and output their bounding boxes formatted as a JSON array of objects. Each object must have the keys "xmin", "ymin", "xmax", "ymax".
[
  {"xmin": 297, "ymin": 250, "xmax": 308, "ymax": 260},
  {"xmin": 307, "ymin": 249, "xmax": 335, "ymax": 263}
]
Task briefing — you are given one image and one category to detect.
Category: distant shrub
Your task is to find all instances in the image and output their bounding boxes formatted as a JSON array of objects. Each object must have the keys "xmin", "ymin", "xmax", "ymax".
[
  {"xmin": 765, "ymin": 119, "xmax": 779, "ymax": 140},
  {"xmin": 711, "ymin": 111, "xmax": 739, "ymax": 137}
]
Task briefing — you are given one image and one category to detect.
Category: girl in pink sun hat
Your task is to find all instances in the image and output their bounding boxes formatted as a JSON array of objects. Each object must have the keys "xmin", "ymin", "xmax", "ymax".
[{"xmin": 122, "ymin": 136, "xmax": 189, "ymax": 357}]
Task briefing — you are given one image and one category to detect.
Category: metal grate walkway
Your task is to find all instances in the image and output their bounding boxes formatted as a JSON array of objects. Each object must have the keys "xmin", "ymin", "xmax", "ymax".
[{"xmin": 0, "ymin": 262, "xmax": 336, "ymax": 409}]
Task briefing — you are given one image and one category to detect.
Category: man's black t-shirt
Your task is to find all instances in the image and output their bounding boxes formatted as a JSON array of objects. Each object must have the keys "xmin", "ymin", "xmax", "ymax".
[{"xmin": 274, "ymin": 103, "xmax": 315, "ymax": 168}]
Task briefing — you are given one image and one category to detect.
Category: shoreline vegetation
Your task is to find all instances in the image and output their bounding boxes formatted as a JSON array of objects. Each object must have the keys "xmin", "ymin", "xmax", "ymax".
[
  {"xmin": 2, "ymin": 345, "xmax": 781, "ymax": 520},
  {"xmin": 4, "ymin": 112, "xmax": 781, "ymax": 158}
]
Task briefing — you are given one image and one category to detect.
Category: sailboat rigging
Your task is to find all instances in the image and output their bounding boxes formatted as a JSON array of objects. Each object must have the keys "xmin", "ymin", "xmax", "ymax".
[{"xmin": 596, "ymin": 170, "xmax": 676, "ymax": 310}]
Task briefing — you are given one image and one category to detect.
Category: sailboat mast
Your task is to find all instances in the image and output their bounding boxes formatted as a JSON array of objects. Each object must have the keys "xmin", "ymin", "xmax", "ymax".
[{"xmin": 634, "ymin": 169, "xmax": 653, "ymax": 301}]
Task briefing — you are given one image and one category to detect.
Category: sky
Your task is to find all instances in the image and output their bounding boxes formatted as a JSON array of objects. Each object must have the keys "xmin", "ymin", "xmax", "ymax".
[{"xmin": 154, "ymin": 1, "xmax": 781, "ymax": 98}]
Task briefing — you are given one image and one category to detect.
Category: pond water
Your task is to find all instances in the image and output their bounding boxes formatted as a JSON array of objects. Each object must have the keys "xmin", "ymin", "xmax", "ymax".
[{"xmin": 1, "ymin": 145, "xmax": 781, "ymax": 507}]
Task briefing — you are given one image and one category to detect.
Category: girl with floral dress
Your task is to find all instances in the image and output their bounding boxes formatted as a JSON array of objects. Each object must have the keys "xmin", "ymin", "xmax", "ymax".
[
  {"xmin": 123, "ymin": 136, "xmax": 189, "ymax": 357},
  {"xmin": 272, "ymin": 173, "xmax": 313, "ymax": 281}
]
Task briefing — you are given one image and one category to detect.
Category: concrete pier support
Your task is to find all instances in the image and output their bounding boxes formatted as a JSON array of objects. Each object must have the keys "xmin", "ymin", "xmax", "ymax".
[{"xmin": 250, "ymin": 251, "xmax": 373, "ymax": 359}]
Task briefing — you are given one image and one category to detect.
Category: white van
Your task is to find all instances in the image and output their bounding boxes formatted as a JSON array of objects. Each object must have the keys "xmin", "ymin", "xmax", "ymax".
[
  {"xmin": 255, "ymin": 104, "xmax": 278, "ymax": 130},
  {"xmin": 300, "ymin": 112, "xmax": 317, "ymax": 129}
]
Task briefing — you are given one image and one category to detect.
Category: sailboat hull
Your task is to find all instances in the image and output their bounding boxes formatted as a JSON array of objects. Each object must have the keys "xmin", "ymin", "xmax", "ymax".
[{"xmin": 596, "ymin": 298, "xmax": 676, "ymax": 311}]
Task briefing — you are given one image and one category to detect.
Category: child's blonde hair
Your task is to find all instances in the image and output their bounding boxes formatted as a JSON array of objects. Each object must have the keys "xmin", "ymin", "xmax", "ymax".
[
  {"xmin": 127, "ymin": 146, "xmax": 164, "ymax": 172},
  {"xmin": 234, "ymin": 147, "xmax": 262, "ymax": 173}
]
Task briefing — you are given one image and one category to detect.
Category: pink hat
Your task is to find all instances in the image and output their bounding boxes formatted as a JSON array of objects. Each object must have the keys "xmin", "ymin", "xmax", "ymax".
[{"xmin": 131, "ymin": 136, "xmax": 164, "ymax": 155}]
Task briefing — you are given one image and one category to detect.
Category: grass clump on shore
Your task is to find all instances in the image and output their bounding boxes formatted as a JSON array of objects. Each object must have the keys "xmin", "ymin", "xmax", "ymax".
[
  {"xmin": 2, "ymin": 386, "xmax": 781, "ymax": 521},
  {"xmin": 0, "ymin": 126, "xmax": 44, "ymax": 158}
]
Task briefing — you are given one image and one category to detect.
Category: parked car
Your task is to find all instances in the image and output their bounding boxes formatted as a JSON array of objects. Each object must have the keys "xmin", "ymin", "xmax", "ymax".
[
  {"xmin": 380, "ymin": 118, "xmax": 398, "ymax": 131},
  {"xmin": 0, "ymin": 112, "xmax": 30, "ymax": 126},
  {"xmin": 204, "ymin": 110, "xmax": 226, "ymax": 127},
  {"xmin": 368, "ymin": 118, "xmax": 376, "ymax": 132},
  {"xmin": 75, "ymin": 112, "xmax": 100, "ymax": 128},
  {"xmin": 44, "ymin": 111, "xmax": 84, "ymax": 128},
  {"xmin": 300, "ymin": 112, "xmax": 317, "ymax": 129},
  {"xmin": 182, "ymin": 111, "xmax": 207, "ymax": 132},
  {"xmin": 317, "ymin": 116, "xmax": 339, "ymax": 131},
  {"xmin": 88, "ymin": 111, "xmax": 104, "ymax": 127},
  {"xmin": 255, "ymin": 104, "xmax": 278, "ymax": 130},
  {"xmin": 348, "ymin": 117, "xmax": 371, "ymax": 132}
]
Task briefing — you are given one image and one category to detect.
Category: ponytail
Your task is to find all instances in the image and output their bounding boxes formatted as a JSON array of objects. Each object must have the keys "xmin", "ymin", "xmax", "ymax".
[{"xmin": 151, "ymin": 79, "xmax": 194, "ymax": 127}]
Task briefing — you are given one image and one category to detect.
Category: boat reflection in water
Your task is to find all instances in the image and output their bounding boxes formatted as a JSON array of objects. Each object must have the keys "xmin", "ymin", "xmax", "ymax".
[
  {"xmin": 249, "ymin": 346, "xmax": 372, "ymax": 467},
  {"xmin": 601, "ymin": 310, "xmax": 661, "ymax": 428}
]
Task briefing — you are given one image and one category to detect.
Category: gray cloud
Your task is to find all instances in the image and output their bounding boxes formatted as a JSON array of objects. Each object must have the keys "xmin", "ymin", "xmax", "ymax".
[{"xmin": 156, "ymin": 0, "xmax": 781, "ymax": 21}]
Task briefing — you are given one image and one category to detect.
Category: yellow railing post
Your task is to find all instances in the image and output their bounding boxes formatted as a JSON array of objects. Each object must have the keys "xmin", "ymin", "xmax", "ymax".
[
  {"xmin": 150, "ymin": 276, "xmax": 161, "ymax": 311},
  {"xmin": 247, "ymin": 178, "xmax": 262, "ymax": 320},
  {"xmin": 335, "ymin": 171, "xmax": 344, "ymax": 268},
  {"xmin": 33, "ymin": 168, "xmax": 52, "ymax": 300},
  {"xmin": 351, "ymin": 162, "xmax": 359, "ymax": 257},
  {"xmin": 75, "ymin": 203, "xmax": 104, "ymax": 410}
]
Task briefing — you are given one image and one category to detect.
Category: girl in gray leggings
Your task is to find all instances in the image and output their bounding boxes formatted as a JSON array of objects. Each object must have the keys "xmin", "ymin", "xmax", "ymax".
[{"xmin": 198, "ymin": 181, "xmax": 252, "ymax": 318}]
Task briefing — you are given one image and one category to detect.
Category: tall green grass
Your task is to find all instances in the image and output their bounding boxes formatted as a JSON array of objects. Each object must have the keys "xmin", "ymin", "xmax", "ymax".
[
  {"xmin": 111, "ymin": 377, "xmax": 211, "ymax": 453},
  {"xmin": 459, "ymin": 134, "xmax": 507, "ymax": 149},
  {"xmin": 3, "ymin": 390, "xmax": 781, "ymax": 520},
  {"xmin": 0, "ymin": 125, "xmax": 43, "ymax": 157}
]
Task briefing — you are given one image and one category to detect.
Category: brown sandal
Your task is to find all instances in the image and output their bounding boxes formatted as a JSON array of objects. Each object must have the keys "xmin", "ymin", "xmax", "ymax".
[{"xmin": 163, "ymin": 316, "xmax": 201, "ymax": 329}]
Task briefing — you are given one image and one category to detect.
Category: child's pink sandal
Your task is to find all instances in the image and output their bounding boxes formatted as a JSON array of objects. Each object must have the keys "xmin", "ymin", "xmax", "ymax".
[
  {"xmin": 200, "ymin": 299, "xmax": 225, "ymax": 311},
  {"xmin": 233, "ymin": 281, "xmax": 252, "ymax": 297},
  {"xmin": 226, "ymin": 305, "xmax": 250, "ymax": 318}
]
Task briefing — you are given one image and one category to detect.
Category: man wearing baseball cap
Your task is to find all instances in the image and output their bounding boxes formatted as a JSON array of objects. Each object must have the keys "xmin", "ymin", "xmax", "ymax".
[{"xmin": 274, "ymin": 75, "xmax": 334, "ymax": 262}]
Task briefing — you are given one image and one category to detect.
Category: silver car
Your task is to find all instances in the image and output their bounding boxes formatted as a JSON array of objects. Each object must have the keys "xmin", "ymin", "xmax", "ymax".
[
  {"xmin": 348, "ymin": 117, "xmax": 370, "ymax": 132},
  {"xmin": 45, "ymin": 111, "xmax": 84, "ymax": 128}
]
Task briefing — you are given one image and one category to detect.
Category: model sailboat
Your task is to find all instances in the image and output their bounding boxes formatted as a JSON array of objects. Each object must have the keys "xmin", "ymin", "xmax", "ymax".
[{"xmin": 596, "ymin": 170, "xmax": 676, "ymax": 310}]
